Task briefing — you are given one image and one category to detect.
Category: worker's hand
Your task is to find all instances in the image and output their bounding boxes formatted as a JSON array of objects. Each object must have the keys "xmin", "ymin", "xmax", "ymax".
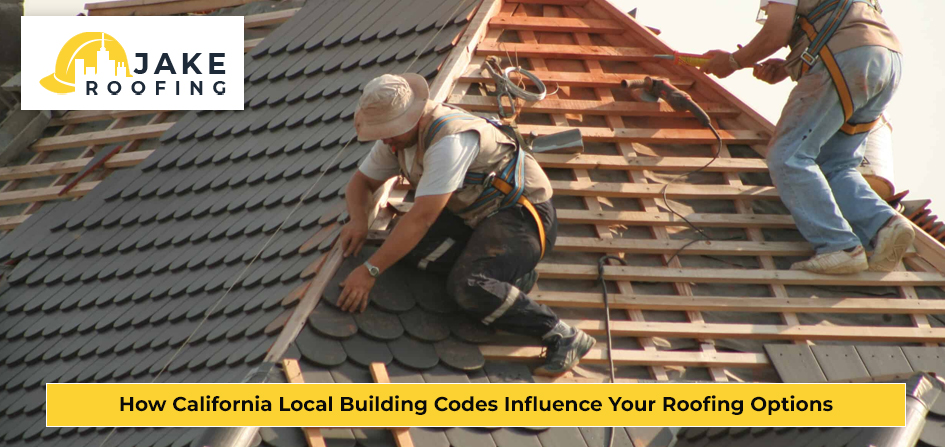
[
  {"xmin": 753, "ymin": 58, "xmax": 789, "ymax": 84},
  {"xmin": 701, "ymin": 50, "xmax": 736, "ymax": 79},
  {"xmin": 338, "ymin": 265, "xmax": 375, "ymax": 313},
  {"xmin": 339, "ymin": 219, "xmax": 369, "ymax": 258}
]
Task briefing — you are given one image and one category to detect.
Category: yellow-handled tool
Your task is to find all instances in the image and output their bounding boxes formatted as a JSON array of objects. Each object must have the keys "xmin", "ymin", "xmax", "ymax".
[{"xmin": 654, "ymin": 52, "xmax": 713, "ymax": 68}]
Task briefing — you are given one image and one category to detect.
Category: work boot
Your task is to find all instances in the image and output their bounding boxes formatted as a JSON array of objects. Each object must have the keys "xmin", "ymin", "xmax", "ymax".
[
  {"xmin": 533, "ymin": 322, "xmax": 596, "ymax": 377},
  {"xmin": 869, "ymin": 215, "xmax": 915, "ymax": 272},
  {"xmin": 513, "ymin": 270, "xmax": 539, "ymax": 294},
  {"xmin": 790, "ymin": 245, "xmax": 868, "ymax": 275}
]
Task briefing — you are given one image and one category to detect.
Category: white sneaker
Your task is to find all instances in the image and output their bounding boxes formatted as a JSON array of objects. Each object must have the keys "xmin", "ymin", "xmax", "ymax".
[
  {"xmin": 790, "ymin": 246, "xmax": 868, "ymax": 275},
  {"xmin": 869, "ymin": 215, "xmax": 915, "ymax": 272}
]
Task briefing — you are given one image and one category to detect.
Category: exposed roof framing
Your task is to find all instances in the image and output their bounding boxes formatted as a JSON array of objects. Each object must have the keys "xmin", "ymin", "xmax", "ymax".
[{"xmin": 410, "ymin": 0, "xmax": 945, "ymax": 383}]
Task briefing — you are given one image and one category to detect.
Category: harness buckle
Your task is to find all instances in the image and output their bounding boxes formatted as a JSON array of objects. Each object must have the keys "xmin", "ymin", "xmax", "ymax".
[
  {"xmin": 800, "ymin": 51, "xmax": 819, "ymax": 66},
  {"xmin": 482, "ymin": 172, "xmax": 497, "ymax": 187}
]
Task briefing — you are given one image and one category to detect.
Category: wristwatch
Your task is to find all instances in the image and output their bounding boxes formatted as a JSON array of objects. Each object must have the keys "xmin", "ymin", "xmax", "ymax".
[
  {"xmin": 729, "ymin": 53, "xmax": 742, "ymax": 71},
  {"xmin": 363, "ymin": 261, "xmax": 380, "ymax": 277}
]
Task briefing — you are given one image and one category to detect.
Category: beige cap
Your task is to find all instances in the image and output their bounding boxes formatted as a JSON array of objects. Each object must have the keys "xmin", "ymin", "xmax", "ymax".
[{"xmin": 354, "ymin": 73, "xmax": 430, "ymax": 141}]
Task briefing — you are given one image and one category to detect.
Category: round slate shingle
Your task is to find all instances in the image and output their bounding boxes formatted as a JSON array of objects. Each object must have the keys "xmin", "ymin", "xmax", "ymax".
[
  {"xmin": 388, "ymin": 336, "xmax": 439, "ymax": 370},
  {"xmin": 353, "ymin": 305, "xmax": 404, "ymax": 341},
  {"xmin": 434, "ymin": 338, "xmax": 484, "ymax": 371},
  {"xmin": 446, "ymin": 313, "xmax": 496, "ymax": 344},
  {"xmin": 260, "ymin": 427, "xmax": 307, "ymax": 447},
  {"xmin": 370, "ymin": 266, "xmax": 417, "ymax": 313},
  {"xmin": 341, "ymin": 334, "xmax": 392, "ymax": 367},
  {"xmin": 308, "ymin": 302, "xmax": 357, "ymax": 339},
  {"xmin": 399, "ymin": 307, "xmax": 450, "ymax": 342},
  {"xmin": 296, "ymin": 327, "xmax": 347, "ymax": 367},
  {"xmin": 412, "ymin": 280, "xmax": 459, "ymax": 314}
]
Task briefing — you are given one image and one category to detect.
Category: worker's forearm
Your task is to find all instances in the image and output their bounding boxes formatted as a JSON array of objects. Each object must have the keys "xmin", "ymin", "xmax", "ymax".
[
  {"xmin": 733, "ymin": 32, "xmax": 785, "ymax": 68},
  {"xmin": 367, "ymin": 213, "xmax": 432, "ymax": 273},
  {"xmin": 345, "ymin": 179, "xmax": 373, "ymax": 225}
]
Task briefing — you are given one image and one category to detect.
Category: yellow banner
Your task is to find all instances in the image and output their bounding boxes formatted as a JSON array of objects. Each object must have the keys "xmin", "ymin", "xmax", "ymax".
[{"xmin": 46, "ymin": 383, "xmax": 904, "ymax": 427}]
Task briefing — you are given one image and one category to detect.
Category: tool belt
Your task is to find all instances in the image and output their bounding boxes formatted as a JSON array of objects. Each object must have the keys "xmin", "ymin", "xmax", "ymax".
[
  {"xmin": 424, "ymin": 113, "xmax": 547, "ymax": 259},
  {"xmin": 796, "ymin": 0, "xmax": 884, "ymax": 135}
]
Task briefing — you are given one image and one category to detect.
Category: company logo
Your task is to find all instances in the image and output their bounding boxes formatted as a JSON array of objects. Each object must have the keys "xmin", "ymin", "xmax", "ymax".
[
  {"xmin": 22, "ymin": 17, "xmax": 244, "ymax": 111},
  {"xmin": 41, "ymin": 32, "xmax": 132, "ymax": 94}
]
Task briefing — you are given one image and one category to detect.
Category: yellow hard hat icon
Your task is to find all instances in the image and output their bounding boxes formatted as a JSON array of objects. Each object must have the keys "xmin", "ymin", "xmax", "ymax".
[{"xmin": 40, "ymin": 32, "xmax": 132, "ymax": 94}]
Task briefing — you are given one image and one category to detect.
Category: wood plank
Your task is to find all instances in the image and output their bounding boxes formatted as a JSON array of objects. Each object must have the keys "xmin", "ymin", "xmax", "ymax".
[
  {"xmin": 489, "ymin": 16, "xmax": 624, "ymax": 33},
  {"xmin": 554, "ymin": 236, "xmax": 815, "ymax": 257},
  {"xmin": 0, "ymin": 151, "xmax": 151, "ymax": 182},
  {"xmin": 480, "ymin": 346, "xmax": 769, "ymax": 368},
  {"xmin": 245, "ymin": 38, "xmax": 263, "ymax": 53},
  {"xmin": 244, "ymin": 7, "xmax": 298, "ymax": 28},
  {"xmin": 566, "ymin": 319, "xmax": 945, "ymax": 343},
  {"xmin": 0, "ymin": 181, "xmax": 99, "ymax": 206},
  {"xmin": 507, "ymin": 0, "xmax": 589, "ymax": 5},
  {"xmin": 86, "ymin": 0, "xmax": 251, "ymax": 16},
  {"xmin": 0, "ymin": 215, "xmax": 29, "ymax": 231},
  {"xmin": 549, "ymin": 180, "xmax": 780, "ymax": 200},
  {"xmin": 555, "ymin": 209, "xmax": 796, "ymax": 228},
  {"xmin": 281, "ymin": 359, "xmax": 328, "ymax": 447},
  {"xmin": 457, "ymin": 71, "xmax": 694, "ymax": 90},
  {"xmin": 429, "ymin": 0, "xmax": 503, "ymax": 102},
  {"xmin": 452, "ymin": 96, "xmax": 737, "ymax": 118},
  {"xmin": 913, "ymin": 224, "xmax": 945, "ymax": 274},
  {"xmin": 49, "ymin": 110, "xmax": 162, "ymax": 126},
  {"xmin": 369, "ymin": 364, "xmax": 415, "ymax": 447},
  {"xmin": 535, "ymin": 263, "xmax": 945, "ymax": 286},
  {"xmin": 478, "ymin": 41, "xmax": 654, "ymax": 61},
  {"xmin": 531, "ymin": 291, "xmax": 945, "ymax": 315},
  {"xmin": 534, "ymin": 153, "xmax": 767, "ymax": 172},
  {"xmin": 31, "ymin": 123, "xmax": 174, "ymax": 152},
  {"xmin": 518, "ymin": 124, "xmax": 769, "ymax": 144}
]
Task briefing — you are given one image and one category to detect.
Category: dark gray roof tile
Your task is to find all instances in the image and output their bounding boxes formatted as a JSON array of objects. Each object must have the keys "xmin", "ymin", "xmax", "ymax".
[
  {"xmin": 341, "ymin": 333, "xmax": 392, "ymax": 367},
  {"xmin": 297, "ymin": 326, "xmax": 347, "ymax": 367},
  {"xmin": 445, "ymin": 428, "xmax": 496, "ymax": 447},
  {"xmin": 855, "ymin": 345, "xmax": 914, "ymax": 377},
  {"xmin": 903, "ymin": 347, "xmax": 945, "ymax": 375},
  {"xmin": 353, "ymin": 305, "xmax": 404, "ymax": 341},
  {"xmin": 810, "ymin": 345, "xmax": 869, "ymax": 381},
  {"xmin": 389, "ymin": 336, "xmax": 439, "ymax": 370},
  {"xmin": 309, "ymin": 301, "xmax": 358, "ymax": 339}
]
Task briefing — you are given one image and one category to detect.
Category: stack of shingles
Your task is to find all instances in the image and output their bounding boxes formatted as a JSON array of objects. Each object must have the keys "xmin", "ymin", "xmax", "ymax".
[{"xmin": 900, "ymin": 198, "xmax": 945, "ymax": 244}]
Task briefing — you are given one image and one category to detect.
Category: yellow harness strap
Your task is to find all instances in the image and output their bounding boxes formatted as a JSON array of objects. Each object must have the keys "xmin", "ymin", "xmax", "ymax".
[
  {"xmin": 797, "ymin": 17, "xmax": 883, "ymax": 135},
  {"xmin": 490, "ymin": 177, "xmax": 546, "ymax": 259}
]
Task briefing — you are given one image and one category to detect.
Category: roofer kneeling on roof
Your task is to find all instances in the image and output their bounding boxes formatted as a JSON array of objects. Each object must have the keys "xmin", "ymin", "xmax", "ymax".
[
  {"xmin": 702, "ymin": 0, "xmax": 914, "ymax": 275},
  {"xmin": 336, "ymin": 73, "xmax": 595, "ymax": 376}
]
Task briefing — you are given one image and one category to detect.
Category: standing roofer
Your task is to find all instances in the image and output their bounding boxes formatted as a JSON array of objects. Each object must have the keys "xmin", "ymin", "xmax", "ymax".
[
  {"xmin": 702, "ymin": 0, "xmax": 914, "ymax": 274},
  {"xmin": 335, "ymin": 73, "xmax": 595, "ymax": 376}
]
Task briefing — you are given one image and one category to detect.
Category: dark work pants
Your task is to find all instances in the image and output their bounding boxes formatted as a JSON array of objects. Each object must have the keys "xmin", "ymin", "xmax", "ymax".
[{"xmin": 401, "ymin": 200, "xmax": 560, "ymax": 338}]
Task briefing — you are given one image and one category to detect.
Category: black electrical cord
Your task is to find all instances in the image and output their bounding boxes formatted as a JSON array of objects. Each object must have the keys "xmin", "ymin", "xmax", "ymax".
[
  {"xmin": 662, "ymin": 126, "xmax": 724, "ymax": 265},
  {"xmin": 597, "ymin": 255, "xmax": 627, "ymax": 447}
]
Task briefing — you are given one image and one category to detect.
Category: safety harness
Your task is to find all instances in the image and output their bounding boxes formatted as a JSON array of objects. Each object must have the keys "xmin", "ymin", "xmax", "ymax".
[
  {"xmin": 423, "ymin": 112, "xmax": 547, "ymax": 259},
  {"xmin": 795, "ymin": 0, "xmax": 884, "ymax": 135}
]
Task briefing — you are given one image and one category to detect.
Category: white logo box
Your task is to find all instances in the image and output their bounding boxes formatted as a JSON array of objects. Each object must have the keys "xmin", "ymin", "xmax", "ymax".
[{"xmin": 21, "ymin": 16, "xmax": 245, "ymax": 111}]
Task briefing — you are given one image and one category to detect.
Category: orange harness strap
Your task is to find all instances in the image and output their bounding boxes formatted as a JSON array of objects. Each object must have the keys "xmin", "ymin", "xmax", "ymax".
[
  {"xmin": 491, "ymin": 177, "xmax": 546, "ymax": 260},
  {"xmin": 797, "ymin": 17, "xmax": 883, "ymax": 135}
]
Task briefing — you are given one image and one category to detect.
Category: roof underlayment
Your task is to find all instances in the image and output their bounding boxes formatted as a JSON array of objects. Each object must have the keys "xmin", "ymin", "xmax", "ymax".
[{"xmin": 1, "ymin": 0, "xmax": 945, "ymax": 446}]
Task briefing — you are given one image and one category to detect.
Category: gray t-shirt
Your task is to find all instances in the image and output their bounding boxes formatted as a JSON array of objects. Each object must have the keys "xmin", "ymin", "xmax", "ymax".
[{"xmin": 358, "ymin": 131, "xmax": 480, "ymax": 197}]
